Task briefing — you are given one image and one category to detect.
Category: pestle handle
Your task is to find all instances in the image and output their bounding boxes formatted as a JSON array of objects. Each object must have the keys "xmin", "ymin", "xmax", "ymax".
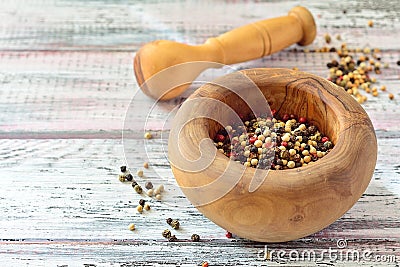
[
  {"xmin": 205, "ymin": 6, "xmax": 316, "ymax": 64},
  {"xmin": 134, "ymin": 6, "xmax": 316, "ymax": 100}
]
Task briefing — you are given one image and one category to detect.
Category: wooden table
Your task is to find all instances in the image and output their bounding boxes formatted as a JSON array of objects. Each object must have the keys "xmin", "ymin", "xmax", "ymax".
[{"xmin": 0, "ymin": 0, "xmax": 399, "ymax": 266}]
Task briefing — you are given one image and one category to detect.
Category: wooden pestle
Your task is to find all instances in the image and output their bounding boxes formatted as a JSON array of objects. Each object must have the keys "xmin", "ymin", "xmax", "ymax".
[{"xmin": 134, "ymin": 6, "xmax": 316, "ymax": 100}]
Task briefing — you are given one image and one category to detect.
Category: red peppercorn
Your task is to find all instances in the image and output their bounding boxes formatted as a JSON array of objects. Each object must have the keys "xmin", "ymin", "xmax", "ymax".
[
  {"xmin": 202, "ymin": 262, "xmax": 209, "ymax": 267},
  {"xmin": 281, "ymin": 141, "xmax": 288, "ymax": 147},
  {"xmin": 299, "ymin": 117, "xmax": 307, "ymax": 123},
  {"xmin": 225, "ymin": 231, "xmax": 232, "ymax": 238},
  {"xmin": 321, "ymin": 136, "xmax": 329, "ymax": 143},
  {"xmin": 249, "ymin": 136, "xmax": 257, "ymax": 144},
  {"xmin": 216, "ymin": 134, "xmax": 225, "ymax": 142},
  {"xmin": 282, "ymin": 114, "xmax": 290, "ymax": 122}
]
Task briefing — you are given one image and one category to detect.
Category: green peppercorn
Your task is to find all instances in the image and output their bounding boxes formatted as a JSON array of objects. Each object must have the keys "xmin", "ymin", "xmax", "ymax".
[
  {"xmin": 324, "ymin": 141, "xmax": 333, "ymax": 149},
  {"xmin": 191, "ymin": 234, "xmax": 200, "ymax": 242},
  {"xmin": 170, "ymin": 219, "xmax": 180, "ymax": 230},
  {"xmin": 134, "ymin": 184, "xmax": 142, "ymax": 194},
  {"xmin": 162, "ymin": 229, "xmax": 171, "ymax": 239}
]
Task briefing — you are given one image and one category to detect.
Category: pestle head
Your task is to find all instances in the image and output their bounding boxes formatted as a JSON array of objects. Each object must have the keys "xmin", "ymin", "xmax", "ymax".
[
  {"xmin": 134, "ymin": 40, "xmax": 213, "ymax": 100},
  {"xmin": 288, "ymin": 6, "xmax": 317, "ymax": 46}
]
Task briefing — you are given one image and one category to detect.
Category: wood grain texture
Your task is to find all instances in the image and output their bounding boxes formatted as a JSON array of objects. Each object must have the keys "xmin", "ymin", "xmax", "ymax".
[
  {"xmin": 0, "ymin": 0, "xmax": 399, "ymax": 266},
  {"xmin": 169, "ymin": 68, "xmax": 377, "ymax": 242},
  {"xmin": 134, "ymin": 6, "xmax": 316, "ymax": 100}
]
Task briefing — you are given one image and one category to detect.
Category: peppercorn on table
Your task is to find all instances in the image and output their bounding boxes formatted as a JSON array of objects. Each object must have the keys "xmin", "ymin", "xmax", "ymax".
[{"xmin": 0, "ymin": 0, "xmax": 399, "ymax": 266}]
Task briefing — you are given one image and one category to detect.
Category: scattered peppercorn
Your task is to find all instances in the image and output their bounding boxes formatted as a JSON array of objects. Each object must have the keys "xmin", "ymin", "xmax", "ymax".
[
  {"xmin": 324, "ymin": 33, "xmax": 331, "ymax": 44},
  {"xmin": 118, "ymin": 174, "xmax": 125, "ymax": 182},
  {"xmin": 162, "ymin": 229, "xmax": 172, "ymax": 238},
  {"xmin": 397, "ymin": 60, "xmax": 400, "ymax": 66},
  {"xmin": 144, "ymin": 132, "xmax": 152, "ymax": 139},
  {"xmin": 389, "ymin": 93, "xmax": 394, "ymax": 100},
  {"xmin": 125, "ymin": 173, "xmax": 133, "ymax": 181},
  {"xmin": 136, "ymin": 170, "xmax": 144, "ymax": 177},
  {"xmin": 166, "ymin": 218, "xmax": 173, "ymax": 225},
  {"xmin": 143, "ymin": 162, "xmax": 149, "ymax": 168},
  {"xmin": 131, "ymin": 181, "xmax": 138, "ymax": 188},
  {"xmin": 225, "ymin": 231, "xmax": 232, "ymax": 238},
  {"xmin": 145, "ymin": 181, "xmax": 153, "ymax": 189},
  {"xmin": 139, "ymin": 199, "xmax": 146, "ymax": 207},
  {"xmin": 368, "ymin": 20, "xmax": 374, "ymax": 27},
  {"xmin": 168, "ymin": 235, "xmax": 178, "ymax": 242},
  {"xmin": 155, "ymin": 194, "xmax": 162, "ymax": 200},
  {"xmin": 144, "ymin": 203, "xmax": 151, "ymax": 211},
  {"xmin": 324, "ymin": 42, "xmax": 389, "ymax": 103},
  {"xmin": 128, "ymin": 223, "xmax": 135, "ymax": 231},
  {"xmin": 136, "ymin": 205, "xmax": 143, "ymax": 213},
  {"xmin": 157, "ymin": 184, "xmax": 165, "ymax": 193},
  {"xmin": 134, "ymin": 184, "xmax": 143, "ymax": 194},
  {"xmin": 191, "ymin": 234, "xmax": 200, "ymax": 242},
  {"xmin": 202, "ymin": 262, "xmax": 209, "ymax": 267},
  {"xmin": 120, "ymin": 166, "xmax": 127, "ymax": 172},
  {"xmin": 147, "ymin": 189, "xmax": 154, "ymax": 196},
  {"xmin": 170, "ymin": 219, "xmax": 180, "ymax": 230}
]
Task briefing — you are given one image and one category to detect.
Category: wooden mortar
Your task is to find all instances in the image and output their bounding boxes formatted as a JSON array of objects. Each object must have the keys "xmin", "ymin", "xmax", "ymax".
[
  {"xmin": 134, "ymin": 6, "xmax": 316, "ymax": 100},
  {"xmin": 168, "ymin": 68, "xmax": 377, "ymax": 242}
]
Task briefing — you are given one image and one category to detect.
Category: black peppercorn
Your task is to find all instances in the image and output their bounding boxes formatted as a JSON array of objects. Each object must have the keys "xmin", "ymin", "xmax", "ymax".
[
  {"xmin": 162, "ymin": 229, "xmax": 171, "ymax": 239},
  {"xmin": 302, "ymin": 136, "xmax": 309, "ymax": 143},
  {"xmin": 139, "ymin": 199, "xmax": 146, "ymax": 207},
  {"xmin": 250, "ymin": 146, "xmax": 258, "ymax": 154},
  {"xmin": 191, "ymin": 234, "xmax": 200, "ymax": 242},
  {"xmin": 131, "ymin": 181, "xmax": 138, "ymax": 188},
  {"xmin": 304, "ymin": 144, "xmax": 310, "ymax": 151},
  {"xmin": 276, "ymin": 159, "xmax": 283, "ymax": 166},
  {"xmin": 166, "ymin": 218, "xmax": 173, "ymax": 225},
  {"xmin": 125, "ymin": 173, "xmax": 133, "ymax": 181},
  {"xmin": 295, "ymin": 162, "xmax": 302, "ymax": 168},
  {"xmin": 397, "ymin": 60, "xmax": 400, "ymax": 66},
  {"xmin": 145, "ymin": 181, "xmax": 153, "ymax": 189},
  {"xmin": 170, "ymin": 219, "xmax": 180, "ymax": 230},
  {"xmin": 168, "ymin": 235, "xmax": 178, "ymax": 242},
  {"xmin": 120, "ymin": 166, "xmax": 127, "ymax": 172}
]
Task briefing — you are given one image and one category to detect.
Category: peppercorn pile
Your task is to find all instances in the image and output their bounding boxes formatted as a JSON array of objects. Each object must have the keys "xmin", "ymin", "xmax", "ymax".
[
  {"xmin": 213, "ymin": 113, "xmax": 333, "ymax": 170},
  {"xmin": 325, "ymin": 43, "xmax": 394, "ymax": 103}
]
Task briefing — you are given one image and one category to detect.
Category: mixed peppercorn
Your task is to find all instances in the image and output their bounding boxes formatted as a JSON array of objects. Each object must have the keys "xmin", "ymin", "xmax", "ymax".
[
  {"xmin": 325, "ymin": 43, "xmax": 393, "ymax": 103},
  {"xmin": 213, "ymin": 112, "xmax": 333, "ymax": 170}
]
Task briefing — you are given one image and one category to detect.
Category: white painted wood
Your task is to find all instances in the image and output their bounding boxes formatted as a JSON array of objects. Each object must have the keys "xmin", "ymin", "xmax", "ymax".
[{"xmin": 0, "ymin": 0, "xmax": 399, "ymax": 266}]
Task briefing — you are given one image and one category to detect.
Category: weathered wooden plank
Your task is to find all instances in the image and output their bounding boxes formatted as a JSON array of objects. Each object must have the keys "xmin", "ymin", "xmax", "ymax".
[
  {"xmin": 0, "ymin": 50, "xmax": 399, "ymax": 136},
  {"xmin": 0, "ymin": 0, "xmax": 399, "ymax": 266},
  {"xmin": 0, "ymin": 138, "xmax": 398, "ymax": 240},
  {"xmin": 0, "ymin": 0, "xmax": 399, "ymax": 51}
]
